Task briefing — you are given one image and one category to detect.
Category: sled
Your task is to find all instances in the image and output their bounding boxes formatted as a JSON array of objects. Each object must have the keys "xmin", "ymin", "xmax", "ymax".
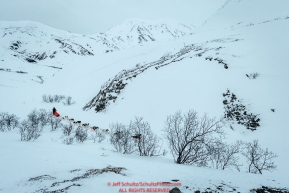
[{"xmin": 54, "ymin": 112, "xmax": 60, "ymax": 117}]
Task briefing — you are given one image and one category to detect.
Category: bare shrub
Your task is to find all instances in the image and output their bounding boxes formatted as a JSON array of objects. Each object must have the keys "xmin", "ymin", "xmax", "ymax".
[
  {"xmin": 0, "ymin": 112, "xmax": 20, "ymax": 131},
  {"xmin": 42, "ymin": 94, "xmax": 63, "ymax": 103},
  {"xmin": 48, "ymin": 114, "xmax": 62, "ymax": 131},
  {"xmin": 27, "ymin": 110, "xmax": 41, "ymax": 129},
  {"xmin": 54, "ymin": 95, "xmax": 65, "ymax": 103},
  {"xmin": 160, "ymin": 148, "xmax": 168, "ymax": 156},
  {"xmin": 75, "ymin": 126, "xmax": 88, "ymax": 143},
  {"xmin": 62, "ymin": 136, "xmax": 74, "ymax": 145},
  {"xmin": 109, "ymin": 122, "xmax": 136, "ymax": 154},
  {"xmin": 53, "ymin": 95, "xmax": 60, "ymax": 102},
  {"xmin": 247, "ymin": 72, "xmax": 260, "ymax": 79},
  {"xmin": 251, "ymin": 73, "xmax": 259, "ymax": 79},
  {"xmin": 207, "ymin": 140, "xmax": 243, "ymax": 171},
  {"xmin": 38, "ymin": 109, "xmax": 49, "ymax": 128},
  {"xmin": 242, "ymin": 139, "xmax": 277, "ymax": 174},
  {"xmin": 90, "ymin": 130, "xmax": 106, "ymax": 143},
  {"xmin": 130, "ymin": 117, "xmax": 163, "ymax": 156},
  {"xmin": 19, "ymin": 120, "xmax": 42, "ymax": 141},
  {"xmin": 48, "ymin": 95, "xmax": 54, "ymax": 103},
  {"xmin": 0, "ymin": 118, "xmax": 5, "ymax": 132},
  {"xmin": 42, "ymin": 94, "xmax": 48, "ymax": 103},
  {"xmin": 63, "ymin": 96, "xmax": 75, "ymax": 105},
  {"xmin": 6, "ymin": 114, "xmax": 19, "ymax": 130},
  {"xmin": 25, "ymin": 109, "xmax": 50, "ymax": 129},
  {"xmin": 163, "ymin": 110, "xmax": 224, "ymax": 166},
  {"xmin": 62, "ymin": 124, "xmax": 74, "ymax": 136}
]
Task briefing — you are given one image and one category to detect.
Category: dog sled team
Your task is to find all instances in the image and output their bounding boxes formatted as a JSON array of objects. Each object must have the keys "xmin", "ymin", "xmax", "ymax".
[
  {"xmin": 52, "ymin": 107, "xmax": 141, "ymax": 139},
  {"xmin": 52, "ymin": 107, "xmax": 109, "ymax": 134}
]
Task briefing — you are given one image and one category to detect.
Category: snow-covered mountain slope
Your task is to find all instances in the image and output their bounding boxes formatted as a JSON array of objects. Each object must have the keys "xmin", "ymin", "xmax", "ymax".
[
  {"xmin": 1, "ymin": 1, "xmax": 289, "ymax": 193},
  {"xmin": 90, "ymin": 18, "xmax": 194, "ymax": 49},
  {"xmin": 0, "ymin": 0, "xmax": 226, "ymax": 34},
  {"xmin": 0, "ymin": 19, "xmax": 194, "ymax": 64},
  {"xmin": 0, "ymin": 19, "xmax": 193, "ymax": 88},
  {"xmin": 0, "ymin": 21, "xmax": 112, "ymax": 62},
  {"xmin": 201, "ymin": 0, "xmax": 289, "ymax": 30}
]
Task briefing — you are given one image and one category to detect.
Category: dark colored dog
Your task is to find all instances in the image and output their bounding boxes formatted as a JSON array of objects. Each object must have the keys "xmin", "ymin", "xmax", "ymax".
[
  {"xmin": 82, "ymin": 123, "xmax": 89, "ymax": 128},
  {"xmin": 91, "ymin": 126, "xmax": 99, "ymax": 131},
  {"xmin": 132, "ymin": 134, "xmax": 141, "ymax": 140}
]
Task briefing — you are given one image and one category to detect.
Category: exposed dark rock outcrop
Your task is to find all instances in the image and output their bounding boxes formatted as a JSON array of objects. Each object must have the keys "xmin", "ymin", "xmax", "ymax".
[
  {"xmin": 223, "ymin": 89, "xmax": 260, "ymax": 131},
  {"xmin": 250, "ymin": 186, "xmax": 289, "ymax": 193}
]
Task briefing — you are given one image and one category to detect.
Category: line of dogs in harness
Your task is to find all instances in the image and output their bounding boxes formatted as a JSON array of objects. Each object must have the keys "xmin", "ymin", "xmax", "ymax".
[
  {"xmin": 62, "ymin": 116, "xmax": 109, "ymax": 134},
  {"xmin": 61, "ymin": 116, "xmax": 141, "ymax": 139}
]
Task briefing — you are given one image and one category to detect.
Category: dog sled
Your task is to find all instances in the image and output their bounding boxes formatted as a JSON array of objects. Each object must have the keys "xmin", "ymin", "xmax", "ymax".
[
  {"xmin": 52, "ymin": 107, "xmax": 60, "ymax": 117},
  {"xmin": 53, "ymin": 112, "xmax": 60, "ymax": 117}
]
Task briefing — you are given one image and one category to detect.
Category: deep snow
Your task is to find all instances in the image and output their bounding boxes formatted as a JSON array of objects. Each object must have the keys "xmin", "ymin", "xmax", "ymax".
[{"xmin": 0, "ymin": 0, "xmax": 289, "ymax": 192}]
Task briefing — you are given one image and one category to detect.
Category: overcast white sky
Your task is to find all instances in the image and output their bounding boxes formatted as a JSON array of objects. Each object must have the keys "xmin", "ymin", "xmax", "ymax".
[{"xmin": 0, "ymin": 0, "xmax": 226, "ymax": 34}]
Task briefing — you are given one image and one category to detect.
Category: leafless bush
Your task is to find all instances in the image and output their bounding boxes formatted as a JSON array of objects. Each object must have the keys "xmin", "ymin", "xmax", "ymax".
[
  {"xmin": 62, "ymin": 136, "xmax": 74, "ymax": 145},
  {"xmin": 54, "ymin": 95, "xmax": 65, "ymax": 102},
  {"xmin": 160, "ymin": 148, "xmax": 168, "ymax": 156},
  {"xmin": 75, "ymin": 126, "xmax": 88, "ymax": 143},
  {"xmin": 130, "ymin": 117, "xmax": 163, "ymax": 156},
  {"xmin": 63, "ymin": 96, "xmax": 75, "ymax": 106},
  {"xmin": 48, "ymin": 114, "xmax": 62, "ymax": 131},
  {"xmin": 6, "ymin": 114, "xmax": 20, "ymax": 130},
  {"xmin": 0, "ymin": 112, "xmax": 20, "ymax": 131},
  {"xmin": 109, "ymin": 122, "xmax": 136, "ymax": 154},
  {"xmin": 18, "ymin": 109, "xmax": 52, "ymax": 141},
  {"xmin": 251, "ymin": 73, "xmax": 259, "ymax": 79},
  {"xmin": 90, "ymin": 130, "xmax": 106, "ymax": 143},
  {"xmin": 242, "ymin": 139, "xmax": 277, "ymax": 174},
  {"xmin": 48, "ymin": 95, "xmax": 54, "ymax": 103},
  {"xmin": 0, "ymin": 118, "xmax": 5, "ymax": 132},
  {"xmin": 42, "ymin": 94, "xmax": 69, "ymax": 104},
  {"xmin": 62, "ymin": 124, "xmax": 74, "ymax": 136},
  {"xmin": 26, "ymin": 109, "xmax": 50, "ymax": 129},
  {"xmin": 163, "ymin": 110, "xmax": 224, "ymax": 166},
  {"xmin": 27, "ymin": 110, "xmax": 41, "ymax": 129},
  {"xmin": 247, "ymin": 72, "xmax": 260, "ymax": 79},
  {"xmin": 42, "ymin": 94, "xmax": 48, "ymax": 103},
  {"xmin": 207, "ymin": 140, "xmax": 243, "ymax": 171},
  {"xmin": 38, "ymin": 109, "xmax": 49, "ymax": 128},
  {"xmin": 19, "ymin": 120, "xmax": 42, "ymax": 141},
  {"xmin": 61, "ymin": 124, "xmax": 75, "ymax": 145}
]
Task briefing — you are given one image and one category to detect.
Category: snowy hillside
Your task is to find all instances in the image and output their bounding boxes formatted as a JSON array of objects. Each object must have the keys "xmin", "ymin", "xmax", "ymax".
[
  {"xmin": 92, "ymin": 18, "xmax": 195, "ymax": 49},
  {"xmin": 0, "ymin": 19, "xmax": 194, "ymax": 63},
  {"xmin": 1, "ymin": 1, "xmax": 289, "ymax": 193},
  {"xmin": 201, "ymin": 0, "xmax": 289, "ymax": 30},
  {"xmin": 0, "ymin": 19, "xmax": 193, "ymax": 88},
  {"xmin": 0, "ymin": 21, "xmax": 97, "ymax": 61},
  {"xmin": 0, "ymin": 0, "xmax": 226, "ymax": 34}
]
